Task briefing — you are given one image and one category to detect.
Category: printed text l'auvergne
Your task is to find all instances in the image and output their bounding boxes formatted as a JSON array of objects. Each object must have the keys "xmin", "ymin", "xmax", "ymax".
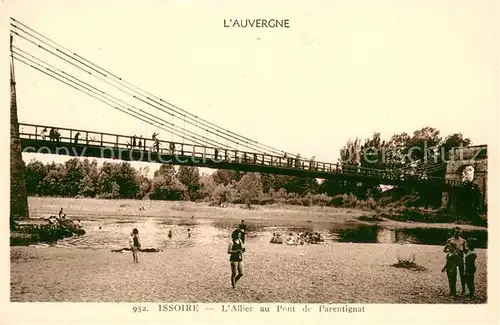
[{"xmin": 224, "ymin": 18, "xmax": 290, "ymax": 28}]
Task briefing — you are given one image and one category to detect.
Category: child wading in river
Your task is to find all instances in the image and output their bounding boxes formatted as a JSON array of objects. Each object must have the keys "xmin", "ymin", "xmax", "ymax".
[{"xmin": 129, "ymin": 228, "xmax": 141, "ymax": 263}]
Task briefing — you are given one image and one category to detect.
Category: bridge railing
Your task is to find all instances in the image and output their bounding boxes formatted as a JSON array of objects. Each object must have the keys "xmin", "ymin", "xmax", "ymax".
[
  {"xmin": 18, "ymin": 123, "xmax": 473, "ymax": 188},
  {"xmin": 19, "ymin": 123, "xmax": 348, "ymax": 172}
]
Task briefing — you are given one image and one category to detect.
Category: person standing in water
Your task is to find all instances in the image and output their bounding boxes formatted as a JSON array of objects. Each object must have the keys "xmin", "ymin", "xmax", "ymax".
[
  {"xmin": 228, "ymin": 229, "xmax": 245, "ymax": 289},
  {"xmin": 129, "ymin": 228, "xmax": 141, "ymax": 263}
]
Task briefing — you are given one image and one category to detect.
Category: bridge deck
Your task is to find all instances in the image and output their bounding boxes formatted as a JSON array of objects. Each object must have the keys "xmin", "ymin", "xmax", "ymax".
[{"xmin": 18, "ymin": 123, "xmax": 473, "ymax": 189}]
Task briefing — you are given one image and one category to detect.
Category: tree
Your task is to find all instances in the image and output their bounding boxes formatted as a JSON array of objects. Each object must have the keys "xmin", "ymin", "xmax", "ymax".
[
  {"xmin": 236, "ymin": 173, "xmax": 263, "ymax": 208},
  {"xmin": 150, "ymin": 164, "xmax": 188, "ymax": 200},
  {"xmin": 177, "ymin": 166, "xmax": 201, "ymax": 200},
  {"xmin": 339, "ymin": 138, "xmax": 362, "ymax": 166},
  {"xmin": 97, "ymin": 162, "xmax": 118, "ymax": 196},
  {"xmin": 150, "ymin": 174, "xmax": 188, "ymax": 201},
  {"xmin": 25, "ymin": 160, "xmax": 47, "ymax": 195},
  {"xmin": 41, "ymin": 165, "xmax": 65, "ymax": 197},
  {"xmin": 109, "ymin": 181, "xmax": 121, "ymax": 199},
  {"xmin": 212, "ymin": 169, "xmax": 237, "ymax": 186},
  {"xmin": 137, "ymin": 175, "xmax": 152, "ymax": 199},
  {"xmin": 199, "ymin": 174, "xmax": 217, "ymax": 200},
  {"xmin": 78, "ymin": 159, "xmax": 99, "ymax": 197},
  {"xmin": 440, "ymin": 133, "xmax": 472, "ymax": 160},
  {"xmin": 62, "ymin": 158, "xmax": 84, "ymax": 197},
  {"xmin": 211, "ymin": 184, "xmax": 235, "ymax": 206},
  {"xmin": 385, "ymin": 132, "xmax": 411, "ymax": 167},
  {"xmin": 154, "ymin": 164, "xmax": 176, "ymax": 179},
  {"xmin": 114, "ymin": 162, "xmax": 139, "ymax": 198},
  {"xmin": 260, "ymin": 173, "xmax": 276, "ymax": 193},
  {"xmin": 360, "ymin": 132, "xmax": 390, "ymax": 169},
  {"xmin": 318, "ymin": 179, "xmax": 356, "ymax": 197},
  {"xmin": 405, "ymin": 127, "xmax": 442, "ymax": 164},
  {"xmin": 283, "ymin": 177, "xmax": 319, "ymax": 196}
]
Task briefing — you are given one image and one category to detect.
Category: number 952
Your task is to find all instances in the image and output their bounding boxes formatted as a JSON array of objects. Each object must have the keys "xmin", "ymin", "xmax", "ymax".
[{"xmin": 133, "ymin": 306, "xmax": 148, "ymax": 313}]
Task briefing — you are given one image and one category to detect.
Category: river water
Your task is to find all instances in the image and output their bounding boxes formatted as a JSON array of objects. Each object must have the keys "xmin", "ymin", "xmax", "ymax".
[{"xmin": 44, "ymin": 217, "xmax": 487, "ymax": 250}]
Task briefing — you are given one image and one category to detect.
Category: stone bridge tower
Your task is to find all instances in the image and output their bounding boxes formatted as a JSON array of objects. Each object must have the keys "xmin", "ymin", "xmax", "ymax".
[
  {"xmin": 10, "ymin": 34, "xmax": 30, "ymax": 223},
  {"xmin": 441, "ymin": 145, "xmax": 487, "ymax": 214}
]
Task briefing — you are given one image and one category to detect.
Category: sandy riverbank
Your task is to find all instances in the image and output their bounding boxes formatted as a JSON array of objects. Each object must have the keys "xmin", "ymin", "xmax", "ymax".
[
  {"xmin": 11, "ymin": 242, "xmax": 487, "ymax": 303},
  {"xmin": 26, "ymin": 197, "xmax": 487, "ymax": 231}
]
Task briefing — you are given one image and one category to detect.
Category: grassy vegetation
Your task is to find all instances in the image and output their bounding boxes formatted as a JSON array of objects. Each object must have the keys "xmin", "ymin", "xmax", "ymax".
[{"xmin": 392, "ymin": 254, "xmax": 428, "ymax": 272}]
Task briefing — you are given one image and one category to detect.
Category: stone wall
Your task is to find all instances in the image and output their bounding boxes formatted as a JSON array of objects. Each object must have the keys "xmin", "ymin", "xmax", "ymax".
[{"xmin": 442, "ymin": 146, "xmax": 487, "ymax": 210}]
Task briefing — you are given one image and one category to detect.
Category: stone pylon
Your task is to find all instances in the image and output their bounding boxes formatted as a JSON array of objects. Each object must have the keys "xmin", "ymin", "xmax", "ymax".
[{"xmin": 10, "ymin": 34, "xmax": 29, "ymax": 222}]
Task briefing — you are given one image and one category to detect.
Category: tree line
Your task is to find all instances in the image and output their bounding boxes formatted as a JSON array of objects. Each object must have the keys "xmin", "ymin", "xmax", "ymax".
[{"xmin": 23, "ymin": 126, "xmax": 473, "ymax": 209}]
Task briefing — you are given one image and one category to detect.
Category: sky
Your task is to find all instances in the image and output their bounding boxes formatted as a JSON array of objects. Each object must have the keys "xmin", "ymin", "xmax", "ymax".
[{"xmin": 2, "ymin": 0, "xmax": 498, "ymax": 174}]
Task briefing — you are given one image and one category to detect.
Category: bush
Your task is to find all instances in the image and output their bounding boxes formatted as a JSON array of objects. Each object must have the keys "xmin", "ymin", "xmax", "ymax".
[
  {"xmin": 392, "ymin": 254, "xmax": 427, "ymax": 271},
  {"xmin": 311, "ymin": 193, "xmax": 331, "ymax": 206},
  {"xmin": 272, "ymin": 188, "xmax": 288, "ymax": 200},
  {"xmin": 276, "ymin": 197, "xmax": 288, "ymax": 205},
  {"xmin": 258, "ymin": 196, "xmax": 275, "ymax": 205},
  {"xmin": 329, "ymin": 193, "xmax": 359, "ymax": 208},
  {"xmin": 360, "ymin": 197, "xmax": 378, "ymax": 209},
  {"xmin": 211, "ymin": 184, "xmax": 236, "ymax": 206},
  {"xmin": 286, "ymin": 197, "xmax": 302, "ymax": 206},
  {"xmin": 301, "ymin": 197, "xmax": 312, "ymax": 207}
]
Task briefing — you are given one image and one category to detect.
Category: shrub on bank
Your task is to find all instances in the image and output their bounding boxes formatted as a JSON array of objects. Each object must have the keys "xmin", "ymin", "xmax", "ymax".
[
  {"xmin": 10, "ymin": 224, "xmax": 85, "ymax": 246},
  {"xmin": 311, "ymin": 193, "xmax": 331, "ymax": 206},
  {"xmin": 392, "ymin": 254, "xmax": 427, "ymax": 272}
]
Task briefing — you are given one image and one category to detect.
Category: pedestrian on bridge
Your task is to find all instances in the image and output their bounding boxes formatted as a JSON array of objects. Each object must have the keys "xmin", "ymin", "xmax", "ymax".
[
  {"xmin": 74, "ymin": 132, "xmax": 80, "ymax": 144},
  {"xmin": 310, "ymin": 156, "xmax": 316, "ymax": 170},
  {"xmin": 49, "ymin": 128, "xmax": 57, "ymax": 142},
  {"xmin": 295, "ymin": 153, "xmax": 301, "ymax": 168},
  {"xmin": 153, "ymin": 138, "xmax": 160, "ymax": 152},
  {"xmin": 40, "ymin": 127, "xmax": 47, "ymax": 140}
]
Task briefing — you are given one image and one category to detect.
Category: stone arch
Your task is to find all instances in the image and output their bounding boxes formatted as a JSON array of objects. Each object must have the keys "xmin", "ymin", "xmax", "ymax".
[{"xmin": 456, "ymin": 164, "xmax": 475, "ymax": 182}]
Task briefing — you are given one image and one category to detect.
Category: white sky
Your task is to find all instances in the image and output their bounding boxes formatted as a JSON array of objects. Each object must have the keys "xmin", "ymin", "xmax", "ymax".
[{"xmin": 2, "ymin": 0, "xmax": 498, "ymax": 173}]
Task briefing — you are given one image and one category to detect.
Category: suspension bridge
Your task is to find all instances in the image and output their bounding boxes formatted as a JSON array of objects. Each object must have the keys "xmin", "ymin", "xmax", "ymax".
[{"xmin": 9, "ymin": 17, "xmax": 483, "ymax": 220}]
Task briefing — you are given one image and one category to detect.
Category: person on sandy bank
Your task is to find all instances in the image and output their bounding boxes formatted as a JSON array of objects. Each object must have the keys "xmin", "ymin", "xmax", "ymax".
[
  {"xmin": 238, "ymin": 220, "xmax": 247, "ymax": 243},
  {"xmin": 464, "ymin": 238, "xmax": 478, "ymax": 298},
  {"xmin": 444, "ymin": 227, "xmax": 467, "ymax": 297},
  {"xmin": 442, "ymin": 242, "xmax": 459, "ymax": 273},
  {"xmin": 129, "ymin": 228, "xmax": 141, "ymax": 263},
  {"xmin": 270, "ymin": 232, "xmax": 283, "ymax": 244},
  {"xmin": 228, "ymin": 229, "xmax": 245, "ymax": 289}
]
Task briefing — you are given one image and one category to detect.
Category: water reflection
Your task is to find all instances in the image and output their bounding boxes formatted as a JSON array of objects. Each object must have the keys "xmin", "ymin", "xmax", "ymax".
[
  {"xmin": 394, "ymin": 228, "xmax": 487, "ymax": 248},
  {"xmin": 335, "ymin": 225, "xmax": 380, "ymax": 243}
]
